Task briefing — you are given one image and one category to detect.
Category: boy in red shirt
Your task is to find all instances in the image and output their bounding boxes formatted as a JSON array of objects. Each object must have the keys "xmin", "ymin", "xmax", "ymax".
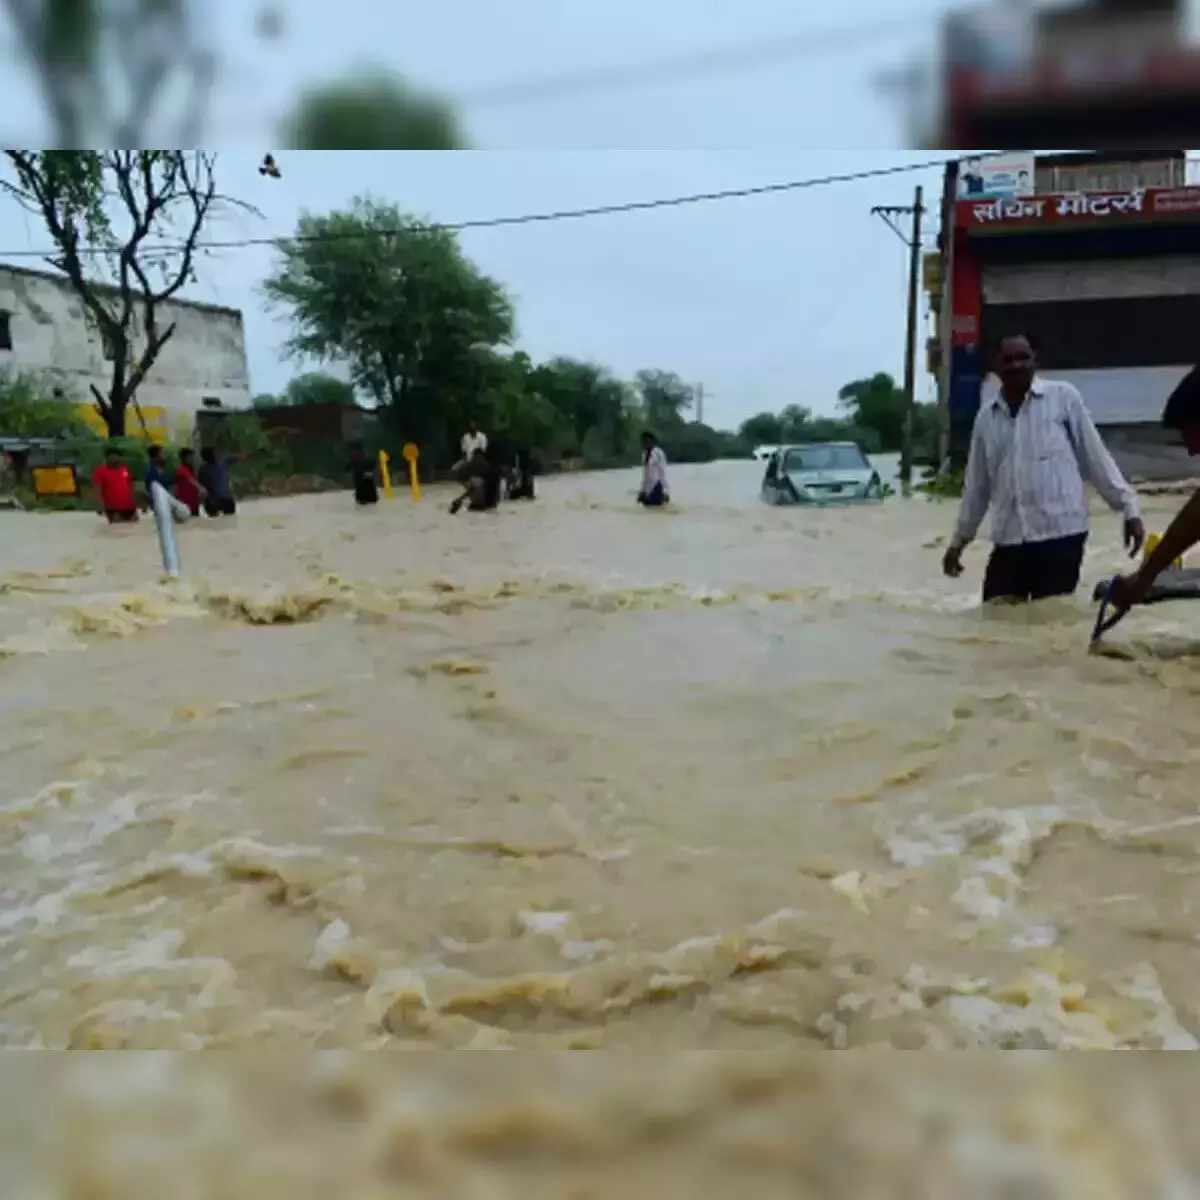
[
  {"xmin": 174, "ymin": 447, "xmax": 203, "ymax": 517},
  {"xmin": 92, "ymin": 445, "xmax": 137, "ymax": 523}
]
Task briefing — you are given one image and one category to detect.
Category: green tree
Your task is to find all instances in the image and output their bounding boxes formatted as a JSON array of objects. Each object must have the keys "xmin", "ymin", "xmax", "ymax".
[
  {"xmin": 837, "ymin": 373, "xmax": 906, "ymax": 451},
  {"xmin": 1, "ymin": 150, "xmax": 254, "ymax": 436},
  {"xmin": 634, "ymin": 369, "xmax": 694, "ymax": 431},
  {"xmin": 529, "ymin": 358, "xmax": 637, "ymax": 463},
  {"xmin": 738, "ymin": 412, "xmax": 784, "ymax": 446},
  {"xmin": 284, "ymin": 372, "xmax": 357, "ymax": 407},
  {"xmin": 779, "ymin": 404, "xmax": 813, "ymax": 441},
  {"xmin": 263, "ymin": 198, "xmax": 514, "ymax": 459},
  {"xmin": 282, "ymin": 71, "xmax": 465, "ymax": 150}
]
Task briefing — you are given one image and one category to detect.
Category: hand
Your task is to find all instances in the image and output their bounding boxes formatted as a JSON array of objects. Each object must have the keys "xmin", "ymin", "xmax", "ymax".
[
  {"xmin": 1108, "ymin": 572, "xmax": 1150, "ymax": 612},
  {"xmin": 942, "ymin": 544, "xmax": 964, "ymax": 578},
  {"xmin": 1124, "ymin": 516, "xmax": 1146, "ymax": 558}
]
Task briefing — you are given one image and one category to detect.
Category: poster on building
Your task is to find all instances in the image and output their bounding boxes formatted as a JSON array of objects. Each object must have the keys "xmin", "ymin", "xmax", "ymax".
[{"xmin": 957, "ymin": 152, "xmax": 1036, "ymax": 199}]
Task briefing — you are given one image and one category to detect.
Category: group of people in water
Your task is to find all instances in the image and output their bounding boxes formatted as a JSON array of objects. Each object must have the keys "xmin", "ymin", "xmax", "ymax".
[
  {"xmin": 91, "ymin": 443, "xmax": 237, "ymax": 524},
  {"xmin": 347, "ymin": 424, "xmax": 672, "ymax": 514}
]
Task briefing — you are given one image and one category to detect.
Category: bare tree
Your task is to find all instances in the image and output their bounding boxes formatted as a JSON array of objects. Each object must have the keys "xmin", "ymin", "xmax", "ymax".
[
  {"xmin": 2, "ymin": 151, "xmax": 257, "ymax": 436},
  {"xmin": 2, "ymin": 0, "xmax": 216, "ymax": 147}
]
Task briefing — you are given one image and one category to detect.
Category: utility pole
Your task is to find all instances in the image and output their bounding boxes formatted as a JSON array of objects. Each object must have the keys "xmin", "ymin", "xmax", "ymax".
[
  {"xmin": 871, "ymin": 185, "xmax": 924, "ymax": 488},
  {"xmin": 694, "ymin": 382, "xmax": 704, "ymax": 425}
]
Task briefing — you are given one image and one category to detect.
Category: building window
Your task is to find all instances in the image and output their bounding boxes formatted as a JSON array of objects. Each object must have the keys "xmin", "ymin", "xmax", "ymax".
[
  {"xmin": 0, "ymin": 310, "xmax": 11, "ymax": 351},
  {"xmin": 101, "ymin": 327, "xmax": 116, "ymax": 361}
]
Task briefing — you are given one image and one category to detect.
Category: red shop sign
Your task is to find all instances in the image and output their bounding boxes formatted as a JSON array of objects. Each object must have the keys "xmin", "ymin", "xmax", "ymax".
[{"xmin": 956, "ymin": 186, "xmax": 1200, "ymax": 230}]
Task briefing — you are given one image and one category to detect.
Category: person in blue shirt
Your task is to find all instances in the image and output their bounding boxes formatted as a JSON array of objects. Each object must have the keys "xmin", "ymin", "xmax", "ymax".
[
  {"xmin": 198, "ymin": 447, "xmax": 237, "ymax": 516},
  {"xmin": 145, "ymin": 444, "xmax": 172, "ymax": 497}
]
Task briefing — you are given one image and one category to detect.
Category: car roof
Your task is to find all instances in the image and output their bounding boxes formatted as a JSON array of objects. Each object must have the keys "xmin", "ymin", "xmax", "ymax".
[{"xmin": 779, "ymin": 442, "xmax": 861, "ymax": 451}]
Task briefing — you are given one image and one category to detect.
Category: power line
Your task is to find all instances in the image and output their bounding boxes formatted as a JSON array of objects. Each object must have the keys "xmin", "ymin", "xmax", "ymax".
[
  {"xmin": 0, "ymin": 152, "xmax": 993, "ymax": 263},
  {"xmin": 457, "ymin": 17, "xmax": 916, "ymax": 108}
]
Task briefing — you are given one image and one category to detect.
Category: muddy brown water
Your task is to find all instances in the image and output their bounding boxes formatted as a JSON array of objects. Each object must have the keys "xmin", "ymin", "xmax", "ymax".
[{"xmin": 2, "ymin": 461, "xmax": 1200, "ymax": 1193}]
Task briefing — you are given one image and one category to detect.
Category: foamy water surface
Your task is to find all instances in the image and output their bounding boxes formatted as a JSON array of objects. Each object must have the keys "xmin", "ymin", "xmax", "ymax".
[{"xmin": 3, "ymin": 460, "xmax": 1200, "ymax": 1192}]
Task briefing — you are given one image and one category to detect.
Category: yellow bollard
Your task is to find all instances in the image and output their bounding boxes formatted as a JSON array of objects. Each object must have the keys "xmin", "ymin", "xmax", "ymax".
[
  {"xmin": 1144, "ymin": 533, "xmax": 1182, "ymax": 570},
  {"xmin": 378, "ymin": 449, "xmax": 394, "ymax": 499},
  {"xmin": 402, "ymin": 443, "xmax": 421, "ymax": 501}
]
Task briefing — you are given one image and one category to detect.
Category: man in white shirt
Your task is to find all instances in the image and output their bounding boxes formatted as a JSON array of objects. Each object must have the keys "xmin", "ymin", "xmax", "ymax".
[
  {"xmin": 461, "ymin": 422, "xmax": 487, "ymax": 461},
  {"xmin": 943, "ymin": 334, "xmax": 1145, "ymax": 602},
  {"xmin": 637, "ymin": 431, "xmax": 669, "ymax": 507}
]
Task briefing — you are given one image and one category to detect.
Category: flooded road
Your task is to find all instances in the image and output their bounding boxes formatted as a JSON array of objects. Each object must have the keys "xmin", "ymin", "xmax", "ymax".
[{"xmin": 3, "ymin": 460, "xmax": 1200, "ymax": 1190}]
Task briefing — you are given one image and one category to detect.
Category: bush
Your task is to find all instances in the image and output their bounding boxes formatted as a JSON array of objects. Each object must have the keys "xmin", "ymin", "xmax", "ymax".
[{"xmin": 0, "ymin": 370, "xmax": 92, "ymax": 438}]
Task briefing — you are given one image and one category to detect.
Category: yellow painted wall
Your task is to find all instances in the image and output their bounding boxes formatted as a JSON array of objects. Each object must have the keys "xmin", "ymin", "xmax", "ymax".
[{"xmin": 76, "ymin": 404, "xmax": 173, "ymax": 443}]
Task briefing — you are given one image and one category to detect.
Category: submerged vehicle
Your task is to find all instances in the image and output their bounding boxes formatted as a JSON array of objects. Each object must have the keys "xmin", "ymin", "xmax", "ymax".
[{"xmin": 760, "ymin": 442, "xmax": 885, "ymax": 506}]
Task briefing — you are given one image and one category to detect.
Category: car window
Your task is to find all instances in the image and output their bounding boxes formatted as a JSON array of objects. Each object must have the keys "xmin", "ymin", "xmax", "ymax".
[{"xmin": 784, "ymin": 445, "xmax": 868, "ymax": 473}]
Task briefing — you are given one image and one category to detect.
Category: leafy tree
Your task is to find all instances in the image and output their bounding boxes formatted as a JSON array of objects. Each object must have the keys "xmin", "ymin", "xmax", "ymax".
[
  {"xmin": 837, "ymin": 373, "xmax": 907, "ymax": 451},
  {"xmin": 739, "ymin": 412, "xmax": 784, "ymax": 446},
  {"xmin": 779, "ymin": 404, "xmax": 813, "ymax": 441},
  {"xmin": 635, "ymin": 369, "xmax": 694, "ymax": 431},
  {"xmin": 529, "ymin": 358, "xmax": 636, "ymax": 462},
  {"xmin": 263, "ymin": 199, "xmax": 514, "ymax": 457},
  {"xmin": 282, "ymin": 71, "xmax": 465, "ymax": 150},
  {"xmin": 252, "ymin": 373, "xmax": 356, "ymax": 409},
  {"xmin": 1, "ymin": 150, "xmax": 254, "ymax": 436},
  {"xmin": 283, "ymin": 372, "xmax": 357, "ymax": 407}
]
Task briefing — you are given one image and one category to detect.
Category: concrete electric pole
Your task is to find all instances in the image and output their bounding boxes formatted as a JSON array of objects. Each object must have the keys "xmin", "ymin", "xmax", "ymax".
[{"xmin": 871, "ymin": 185, "xmax": 924, "ymax": 488}]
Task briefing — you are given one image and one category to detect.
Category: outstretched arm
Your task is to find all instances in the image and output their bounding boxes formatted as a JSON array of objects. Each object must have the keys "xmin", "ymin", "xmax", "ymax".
[{"xmin": 1114, "ymin": 490, "xmax": 1200, "ymax": 607}]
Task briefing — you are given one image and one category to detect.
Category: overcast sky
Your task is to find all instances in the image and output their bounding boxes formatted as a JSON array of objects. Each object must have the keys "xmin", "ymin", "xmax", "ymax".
[{"xmin": 0, "ymin": 1, "xmax": 960, "ymax": 429}]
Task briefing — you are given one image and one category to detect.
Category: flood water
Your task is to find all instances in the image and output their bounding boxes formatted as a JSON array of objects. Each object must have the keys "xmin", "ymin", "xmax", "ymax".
[{"xmin": 3, "ymin": 460, "xmax": 1200, "ymax": 1192}]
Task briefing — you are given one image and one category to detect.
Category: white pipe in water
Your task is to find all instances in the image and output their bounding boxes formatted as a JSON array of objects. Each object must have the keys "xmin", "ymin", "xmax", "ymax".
[{"xmin": 150, "ymin": 480, "xmax": 182, "ymax": 578}]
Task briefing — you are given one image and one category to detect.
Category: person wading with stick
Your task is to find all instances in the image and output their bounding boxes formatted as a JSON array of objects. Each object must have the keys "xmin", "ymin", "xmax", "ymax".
[{"xmin": 943, "ymin": 334, "xmax": 1144, "ymax": 602}]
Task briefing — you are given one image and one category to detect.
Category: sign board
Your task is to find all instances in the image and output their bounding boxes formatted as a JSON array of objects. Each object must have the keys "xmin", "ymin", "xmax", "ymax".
[
  {"xmin": 957, "ymin": 185, "xmax": 1200, "ymax": 231},
  {"xmin": 957, "ymin": 152, "xmax": 1036, "ymax": 200},
  {"xmin": 32, "ymin": 465, "xmax": 79, "ymax": 497}
]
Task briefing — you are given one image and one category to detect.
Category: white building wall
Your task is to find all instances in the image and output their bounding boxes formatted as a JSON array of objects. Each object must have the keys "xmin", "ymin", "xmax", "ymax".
[{"xmin": 0, "ymin": 265, "xmax": 251, "ymax": 424}]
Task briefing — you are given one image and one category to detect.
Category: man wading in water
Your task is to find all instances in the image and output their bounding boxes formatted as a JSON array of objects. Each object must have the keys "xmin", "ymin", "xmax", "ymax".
[
  {"xmin": 637, "ymin": 431, "xmax": 669, "ymax": 508},
  {"xmin": 943, "ymin": 333, "xmax": 1144, "ymax": 602}
]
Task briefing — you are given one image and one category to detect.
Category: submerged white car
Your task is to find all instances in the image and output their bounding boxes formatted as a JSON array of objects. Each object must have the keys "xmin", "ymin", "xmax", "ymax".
[{"xmin": 760, "ymin": 442, "xmax": 885, "ymax": 506}]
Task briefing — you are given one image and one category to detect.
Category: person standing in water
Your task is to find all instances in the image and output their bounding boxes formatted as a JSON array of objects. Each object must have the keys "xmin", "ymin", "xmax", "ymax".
[
  {"xmin": 174, "ymin": 447, "xmax": 203, "ymax": 517},
  {"xmin": 1110, "ymin": 366, "xmax": 1200, "ymax": 610},
  {"xmin": 198, "ymin": 447, "xmax": 237, "ymax": 517},
  {"xmin": 348, "ymin": 443, "xmax": 379, "ymax": 506},
  {"xmin": 460, "ymin": 421, "xmax": 487, "ymax": 464},
  {"xmin": 507, "ymin": 447, "xmax": 536, "ymax": 500},
  {"xmin": 637, "ymin": 431, "xmax": 670, "ymax": 507},
  {"xmin": 92, "ymin": 444, "xmax": 138, "ymax": 523},
  {"xmin": 144, "ymin": 444, "xmax": 171, "ymax": 499},
  {"xmin": 450, "ymin": 448, "xmax": 501, "ymax": 514},
  {"xmin": 943, "ymin": 333, "xmax": 1143, "ymax": 602}
]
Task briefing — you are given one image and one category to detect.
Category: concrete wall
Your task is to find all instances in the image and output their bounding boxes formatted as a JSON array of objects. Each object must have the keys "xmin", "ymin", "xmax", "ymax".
[{"xmin": 0, "ymin": 265, "xmax": 251, "ymax": 425}]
